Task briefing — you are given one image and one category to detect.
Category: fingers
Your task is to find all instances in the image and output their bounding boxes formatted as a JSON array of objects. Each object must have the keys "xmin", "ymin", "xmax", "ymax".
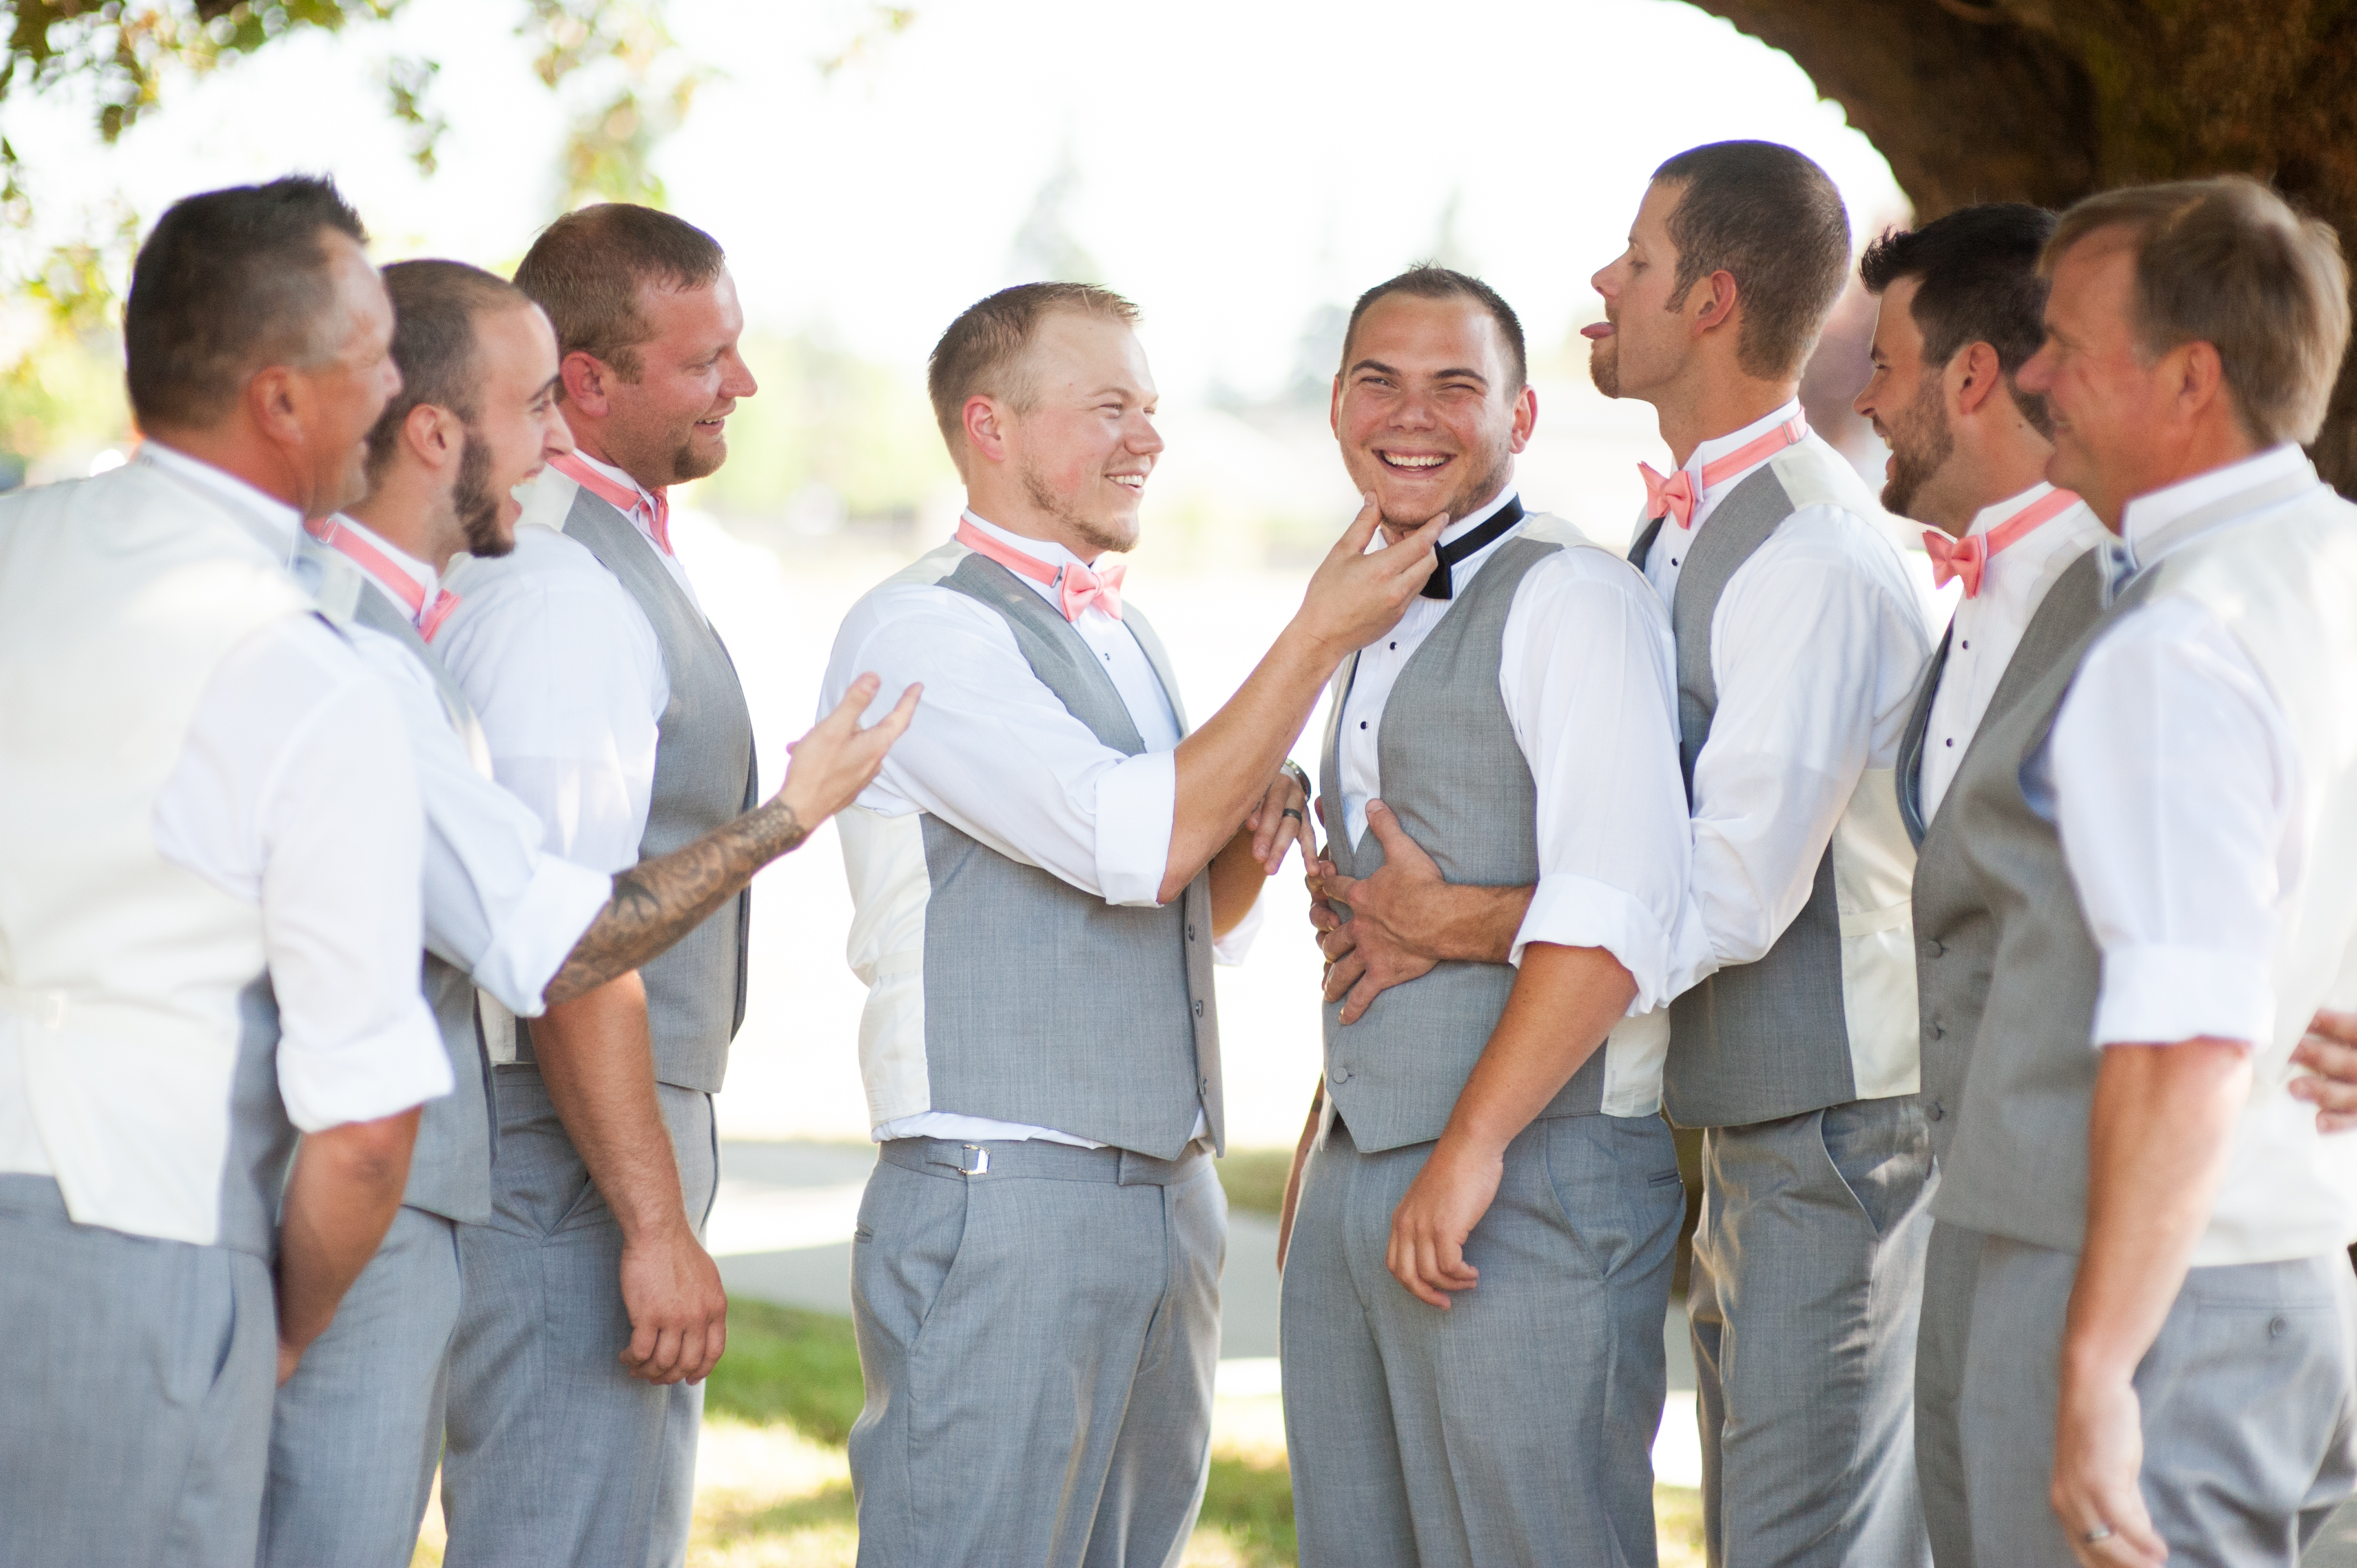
[
  {"xmin": 809, "ymin": 672, "xmax": 882, "ymax": 742},
  {"xmin": 2312, "ymin": 1007, "xmax": 2357, "ymax": 1046},
  {"xmin": 1331, "ymin": 490, "xmax": 1385, "ymax": 560},
  {"xmin": 1375, "ymin": 510, "xmax": 1450, "ymax": 584},
  {"xmin": 1361, "ymin": 800, "xmax": 1435, "ymax": 872},
  {"xmin": 1341, "ymin": 966, "xmax": 1386, "ymax": 1024},
  {"xmin": 2290, "ymin": 1022, "xmax": 2357, "ymax": 1131},
  {"xmin": 1323, "ymin": 950, "xmax": 1368, "ymax": 1007},
  {"xmin": 1385, "ymin": 1224, "xmax": 1452, "ymax": 1309}
]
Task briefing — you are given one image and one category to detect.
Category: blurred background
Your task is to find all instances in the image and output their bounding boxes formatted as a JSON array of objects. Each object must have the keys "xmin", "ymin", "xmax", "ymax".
[{"xmin": 0, "ymin": 0, "xmax": 1937, "ymax": 1149}]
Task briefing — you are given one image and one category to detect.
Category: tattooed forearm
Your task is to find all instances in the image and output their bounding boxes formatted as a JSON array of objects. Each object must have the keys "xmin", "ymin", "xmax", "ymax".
[{"xmin": 542, "ymin": 801, "xmax": 809, "ymax": 1005}]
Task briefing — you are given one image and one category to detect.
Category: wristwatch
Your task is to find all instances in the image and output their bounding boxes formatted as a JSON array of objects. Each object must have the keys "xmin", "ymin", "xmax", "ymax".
[{"xmin": 1280, "ymin": 759, "xmax": 1314, "ymax": 802}]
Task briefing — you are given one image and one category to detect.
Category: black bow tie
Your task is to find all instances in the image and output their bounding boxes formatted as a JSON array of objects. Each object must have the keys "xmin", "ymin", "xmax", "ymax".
[{"xmin": 1421, "ymin": 496, "xmax": 1526, "ymax": 599}]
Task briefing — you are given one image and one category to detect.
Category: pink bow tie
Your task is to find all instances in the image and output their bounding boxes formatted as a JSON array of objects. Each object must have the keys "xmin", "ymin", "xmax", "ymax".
[
  {"xmin": 1639, "ymin": 414, "xmax": 1812, "ymax": 532},
  {"xmin": 954, "ymin": 517, "xmax": 1125, "ymax": 622},
  {"xmin": 1923, "ymin": 486, "xmax": 2084, "ymax": 599},
  {"xmin": 305, "ymin": 515, "xmax": 462, "ymax": 640},
  {"xmin": 1639, "ymin": 465, "xmax": 1699, "ymax": 530}
]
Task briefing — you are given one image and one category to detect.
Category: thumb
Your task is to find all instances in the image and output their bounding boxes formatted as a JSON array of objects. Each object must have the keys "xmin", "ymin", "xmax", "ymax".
[
  {"xmin": 1333, "ymin": 491, "xmax": 1383, "ymax": 559},
  {"xmin": 1363, "ymin": 800, "xmax": 1430, "ymax": 866}
]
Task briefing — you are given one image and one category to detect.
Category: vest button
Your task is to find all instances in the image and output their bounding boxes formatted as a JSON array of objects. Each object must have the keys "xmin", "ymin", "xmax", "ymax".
[
  {"xmin": 1192, "ymin": 999, "xmax": 1205, "ymax": 1019},
  {"xmin": 1331, "ymin": 1066, "xmax": 1350, "ymax": 1085},
  {"xmin": 1927, "ymin": 1100, "xmax": 1944, "ymax": 1122},
  {"xmin": 1924, "ymin": 938, "xmax": 1946, "ymax": 958},
  {"xmin": 1931, "ymin": 1022, "xmax": 1945, "ymax": 1039},
  {"xmin": 1186, "ymin": 924, "xmax": 1196, "ymax": 941}
]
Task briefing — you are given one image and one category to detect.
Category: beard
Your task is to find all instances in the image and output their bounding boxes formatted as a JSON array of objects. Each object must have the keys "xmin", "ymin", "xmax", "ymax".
[
  {"xmin": 1019, "ymin": 454, "xmax": 1137, "ymax": 556},
  {"xmin": 452, "ymin": 421, "xmax": 510, "ymax": 558},
  {"xmin": 1588, "ymin": 334, "xmax": 1621, "ymax": 399},
  {"xmin": 671, "ymin": 425, "xmax": 725, "ymax": 484},
  {"xmin": 1880, "ymin": 374, "xmax": 1955, "ymax": 520}
]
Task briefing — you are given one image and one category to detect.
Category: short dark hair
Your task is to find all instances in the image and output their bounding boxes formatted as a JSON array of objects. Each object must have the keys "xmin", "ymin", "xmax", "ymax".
[
  {"xmin": 511, "ymin": 203, "xmax": 725, "ymax": 381},
  {"xmin": 364, "ymin": 260, "xmax": 532, "ymax": 482},
  {"xmin": 1860, "ymin": 204, "xmax": 2056, "ymax": 378},
  {"xmin": 123, "ymin": 175, "xmax": 368, "ymax": 430},
  {"xmin": 1651, "ymin": 141, "xmax": 1850, "ymax": 379},
  {"xmin": 927, "ymin": 282, "xmax": 1141, "ymax": 455},
  {"xmin": 1339, "ymin": 265, "xmax": 1527, "ymax": 390}
]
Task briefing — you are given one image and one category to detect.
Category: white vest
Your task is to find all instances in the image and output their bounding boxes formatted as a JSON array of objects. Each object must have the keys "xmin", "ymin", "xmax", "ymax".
[
  {"xmin": 0, "ymin": 462, "xmax": 312, "ymax": 1247},
  {"xmin": 2161, "ymin": 486, "xmax": 2357, "ymax": 1262}
]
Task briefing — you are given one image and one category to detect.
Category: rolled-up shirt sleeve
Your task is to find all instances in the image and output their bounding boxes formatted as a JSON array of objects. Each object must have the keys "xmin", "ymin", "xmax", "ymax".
[
  {"xmin": 823, "ymin": 586, "xmax": 1177, "ymax": 906},
  {"xmin": 2051, "ymin": 597, "xmax": 2296, "ymax": 1050},
  {"xmin": 1500, "ymin": 551, "xmax": 1691, "ymax": 1012}
]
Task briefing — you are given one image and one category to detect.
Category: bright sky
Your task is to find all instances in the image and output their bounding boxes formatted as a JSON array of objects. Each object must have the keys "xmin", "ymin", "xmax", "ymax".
[{"xmin": 7, "ymin": 0, "xmax": 1905, "ymax": 403}]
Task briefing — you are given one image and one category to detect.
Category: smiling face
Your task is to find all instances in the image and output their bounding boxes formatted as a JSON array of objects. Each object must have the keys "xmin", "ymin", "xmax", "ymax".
[
  {"xmin": 2015, "ymin": 231, "xmax": 2160, "ymax": 528},
  {"xmin": 1332, "ymin": 291, "xmax": 1534, "ymax": 538},
  {"xmin": 1854, "ymin": 276, "xmax": 1957, "ymax": 520},
  {"xmin": 599, "ymin": 266, "xmax": 756, "ymax": 489},
  {"xmin": 997, "ymin": 310, "xmax": 1162, "ymax": 556},
  {"xmin": 456, "ymin": 302, "xmax": 572, "ymax": 557},
  {"xmin": 1586, "ymin": 180, "xmax": 1695, "ymax": 404}
]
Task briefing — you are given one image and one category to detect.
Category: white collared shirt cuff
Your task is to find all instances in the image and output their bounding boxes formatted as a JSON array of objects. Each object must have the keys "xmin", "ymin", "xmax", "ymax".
[
  {"xmin": 278, "ymin": 999, "xmax": 454, "ymax": 1133},
  {"xmin": 472, "ymin": 855, "xmax": 616, "ymax": 1018},
  {"xmin": 1093, "ymin": 750, "xmax": 1177, "ymax": 907},
  {"xmin": 2093, "ymin": 945, "xmax": 2273, "ymax": 1050},
  {"xmin": 1511, "ymin": 873, "xmax": 1676, "ymax": 1014},
  {"xmin": 1212, "ymin": 886, "xmax": 1266, "ymax": 966}
]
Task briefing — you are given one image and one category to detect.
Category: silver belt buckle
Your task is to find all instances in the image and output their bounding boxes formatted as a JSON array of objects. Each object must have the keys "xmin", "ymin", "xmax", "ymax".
[{"xmin": 958, "ymin": 1144, "xmax": 991, "ymax": 1177}]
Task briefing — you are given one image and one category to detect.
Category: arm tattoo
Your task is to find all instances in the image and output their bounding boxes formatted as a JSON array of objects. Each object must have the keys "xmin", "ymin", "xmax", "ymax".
[{"xmin": 543, "ymin": 802, "xmax": 807, "ymax": 1005}]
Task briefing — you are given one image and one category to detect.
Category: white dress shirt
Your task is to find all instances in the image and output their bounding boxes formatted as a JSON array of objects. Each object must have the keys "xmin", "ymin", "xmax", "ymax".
[
  {"xmin": 138, "ymin": 444, "xmax": 451, "ymax": 1131},
  {"xmin": 434, "ymin": 485, "xmax": 670, "ymax": 878},
  {"xmin": 1639, "ymin": 403, "xmax": 1933, "ymax": 988},
  {"xmin": 1336, "ymin": 487, "xmax": 1691, "ymax": 1012},
  {"xmin": 309, "ymin": 514, "xmax": 613, "ymax": 1015},
  {"xmin": 1918, "ymin": 484, "xmax": 2106, "ymax": 820},
  {"xmin": 825, "ymin": 509, "xmax": 1248, "ymax": 1146},
  {"xmin": 2052, "ymin": 444, "xmax": 2320, "ymax": 1050}
]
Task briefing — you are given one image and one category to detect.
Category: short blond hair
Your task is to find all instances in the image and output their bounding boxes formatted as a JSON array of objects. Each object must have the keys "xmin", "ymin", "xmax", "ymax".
[
  {"xmin": 2045, "ymin": 177, "xmax": 2350, "ymax": 446},
  {"xmin": 926, "ymin": 283, "xmax": 1140, "ymax": 461}
]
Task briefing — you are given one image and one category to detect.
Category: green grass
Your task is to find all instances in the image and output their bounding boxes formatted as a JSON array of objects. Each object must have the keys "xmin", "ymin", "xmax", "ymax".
[
  {"xmin": 1217, "ymin": 1147, "xmax": 1295, "ymax": 1217},
  {"xmin": 704, "ymin": 1297, "xmax": 867, "ymax": 1446}
]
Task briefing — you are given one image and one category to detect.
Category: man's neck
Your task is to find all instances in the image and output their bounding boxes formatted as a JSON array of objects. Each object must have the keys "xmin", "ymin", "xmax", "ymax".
[
  {"xmin": 1654, "ymin": 372, "xmax": 1800, "ymax": 469},
  {"xmin": 1924, "ymin": 432, "xmax": 2057, "ymax": 538},
  {"xmin": 963, "ymin": 481, "xmax": 1107, "ymax": 562},
  {"xmin": 347, "ymin": 481, "xmax": 455, "ymax": 574},
  {"xmin": 558, "ymin": 417, "xmax": 661, "ymax": 496},
  {"xmin": 144, "ymin": 424, "xmax": 307, "ymax": 514}
]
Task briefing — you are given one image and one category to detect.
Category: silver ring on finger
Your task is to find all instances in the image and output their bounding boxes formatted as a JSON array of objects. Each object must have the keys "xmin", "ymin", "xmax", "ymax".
[{"xmin": 2082, "ymin": 1524, "xmax": 2114, "ymax": 1545}]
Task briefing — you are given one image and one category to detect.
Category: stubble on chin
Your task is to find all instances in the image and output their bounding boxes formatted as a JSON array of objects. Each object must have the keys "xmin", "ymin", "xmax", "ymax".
[
  {"xmin": 1879, "ymin": 379, "xmax": 1955, "ymax": 521},
  {"xmin": 1019, "ymin": 461, "xmax": 1137, "ymax": 556},
  {"xmin": 1588, "ymin": 340, "xmax": 1622, "ymax": 400}
]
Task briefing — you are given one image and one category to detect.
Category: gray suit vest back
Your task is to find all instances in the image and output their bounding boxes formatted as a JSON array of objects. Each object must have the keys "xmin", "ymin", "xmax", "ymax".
[
  {"xmin": 1647, "ymin": 466, "xmax": 1851, "ymax": 1127},
  {"xmin": 543, "ymin": 489, "xmax": 756, "ymax": 1093},
  {"xmin": 1315, "ymin": 534, "xmax": 1605, "ymax": 1153},
  {"xmin": 226, "ymin": 976, "xmax": 299, "ymax": 1257},
  {"xmin": 1907, "ymin": 550, "xmax": 2102, "ymax": 1165},
  {"xmin": 918, "ymin": 553, "xmax": 1222, "ymax": 1160},
  {"xmin": 343, "ymin": 575, "xmax": 502, "ymax": 1225},
  {"xmin": 1931, "ymin": 568, "xmax": 2168, "ymax": 1251}
]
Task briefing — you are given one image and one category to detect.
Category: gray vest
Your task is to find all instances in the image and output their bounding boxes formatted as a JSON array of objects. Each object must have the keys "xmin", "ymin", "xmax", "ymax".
[
  {"xmin": 1315, "ymin": 534, "xmax": 1605, "ymax": 1153},
  {"xmin": 1906, "ymin": 550, "xmax": 2102, "ymax": 1164},
  {"xmin": 1928, "ymin": 567, "xmax": 2168, "ymax": 1251},
  {"xmin": 524, "ymin": 489, "xmax": 758, "ymax": 1093},
  {"xmin": 918, "ymin": 553, "xmax": 1221, "ymax": 1159},
  {"xmin": 1635, "ymin": 467, "xmax": 1851, "ymax": 1128},
  {"xmin": 343, "ymin": 570, "xmax": 502, "ymax": 1225}
]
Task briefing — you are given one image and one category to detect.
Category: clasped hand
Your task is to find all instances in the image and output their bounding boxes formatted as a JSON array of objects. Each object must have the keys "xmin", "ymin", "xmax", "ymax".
[{"xmin": 1305, "ymin": 800, "xmax": 1446, "ymax": 1023}]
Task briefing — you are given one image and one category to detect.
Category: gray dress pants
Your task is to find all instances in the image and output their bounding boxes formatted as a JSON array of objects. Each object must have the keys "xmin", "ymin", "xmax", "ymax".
[
  {"xmin": 1687, "ymin": 1094, "xmax": 1934, "ymax": 1567},
  {"xmin": 1913, "ymin": 1218, "xmax": 1984, "ymax": 1568},
  {"xmin": 259, "ymin": 1203, "xmax": 463, "ymax": 1568},
  {"xmin": 1281, "ymin": 1114, "xmax": 1684, "ymax": 1568},
  {"xmin": 1960, "ymin": 1235, "xmax": 2357, "ymax": 1568},
  {"xmin": 0, "ymin": 1174, "xmax": 278, "ymax": 1568},
  {"xmin": 440, "ymin": 1065, "xmax": 718, "ymax": 1568},
  {"xmin": 847, "ymin": 1136, "xmax": 1225, "ymax": 1568}
]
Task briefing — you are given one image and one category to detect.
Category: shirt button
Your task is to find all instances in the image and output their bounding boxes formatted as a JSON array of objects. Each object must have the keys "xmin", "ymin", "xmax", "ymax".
[
  {"xmin": 1944, "ymin": 738, "xmax": 1954, "ymax": 747},
  {"xmin": 1192, "ymin": 999, "xmax": 1205, "ymax": 1019},
  {"xmin": 1961, "ymin": 640, "xmax": 1970, "ymax": 650},
  {"xmin": 1931, "ymin": 1022, "xmax": 1946, "ymax": 1039},
  {"xmin": 1359, "ymin": 721, "xmax": 1367, "ymax": 730},
  {"xmin": 1389, "ymin": 641, "xmax": 1396, "ymax": 650}
]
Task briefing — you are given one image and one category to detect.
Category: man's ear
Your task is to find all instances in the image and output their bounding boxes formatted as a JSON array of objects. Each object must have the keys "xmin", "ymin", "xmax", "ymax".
[
  {"xmin": 1692, "ymin": 270, "xmax": 1741, "ymax": 339},
  {"xmin": 560, "ymin": 350, "xmax": 616, "ymax": 419},
  {"xmin": 248, "ymin": 365, "xmax": 307, "ymax": 448},
  {"xmin": 963, "ymin": 394, "xmax": 1012, "ymax": 467},
  {"xmin": 404, "ymin": 402, "xmax": 457, "ymax": 470},
  {"xmin": 1950, "ymin": 341, "xmax": 2005, "ymax": 419}
]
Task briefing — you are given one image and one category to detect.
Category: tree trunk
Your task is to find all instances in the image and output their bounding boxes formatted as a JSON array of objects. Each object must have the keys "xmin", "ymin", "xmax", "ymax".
[{"xmin": 1686, "ymin": 0, "xmax": 2357, "ymax": 492}]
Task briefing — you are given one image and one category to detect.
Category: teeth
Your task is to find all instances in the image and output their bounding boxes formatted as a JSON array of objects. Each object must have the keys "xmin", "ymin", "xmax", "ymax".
[{"xmin": 1383, "ymin": 453, "xmax": 1448, "ymax": 469}]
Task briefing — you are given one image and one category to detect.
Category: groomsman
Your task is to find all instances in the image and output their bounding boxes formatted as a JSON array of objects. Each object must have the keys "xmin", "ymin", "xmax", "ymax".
[
  {"xmin": 430, "ymin": 206, "xmax": 766, "ymax": 1568},
  {"xmin": 1313, "ymin": 142, "xmax": 1934, "ymax": 1565},
  {"xmin": 0, "ymin": 179, "xmax": 448, "ymax": 1568},
  {"xmin": 822, "ymin": 282, "xmax": 1442, "ymax": 1566},
  {"xmin": 1941, "ymin": 177, "xmax": 2357, "ymax": 1566},
  {"xmin": 1849, "ymin": 203, "xmax": 2105, "ymax": 1568},
  {"xmin": 1280, "ymin": 267, "xmax": 1693, "ymax": 1567},
  {"xmin": 260, "ymin": 261, "xmax": 913, "ymax": 1566}
]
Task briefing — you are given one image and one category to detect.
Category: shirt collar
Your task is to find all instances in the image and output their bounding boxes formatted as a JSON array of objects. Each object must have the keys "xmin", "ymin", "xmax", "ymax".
[
  {"xmin": 1964, "ymin": 480, "xmax": 2056, "ymax": 539},
  {"xmin": 1687, "ymin": 397, "xmax": 1805, "ymax": 501},
  {"xmin": 327, "ymin": 512, "xmax": 440, "ymax": 606},
  {"xmin": 137, "ymin": 440, "xmax": 303, "ymax": 566},
  {"xmin": 2118, "ymin": 443, "xmax": 2316, "ymax": 565},
  {"xmin": 573, "ymin": 447, "xmax": 659, "ymax": 514},
  {"xmin": 1437, "ymin": 481, "xmax": 1520, "ymax": 547},
  {"xmin": 960, "ymin": 508, "xmax": 1108, "ymax": 575}
]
